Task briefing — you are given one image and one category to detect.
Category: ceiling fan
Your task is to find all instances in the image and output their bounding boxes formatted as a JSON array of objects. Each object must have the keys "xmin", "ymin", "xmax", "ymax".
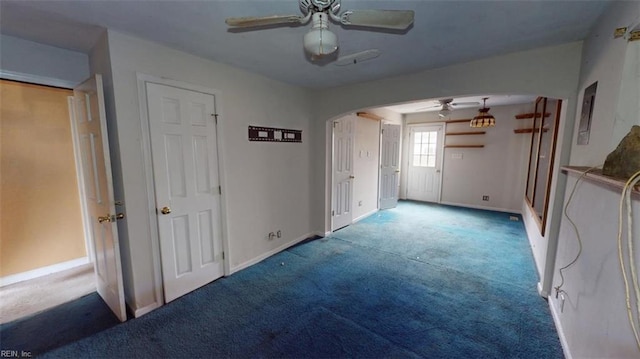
[
  {"xmin": 225, "ymin": 0, "xmax": 414, "ymax": 59},
  {"xmin": 418, "ymin": 98, "xmax": 481, "ymax": 117}
]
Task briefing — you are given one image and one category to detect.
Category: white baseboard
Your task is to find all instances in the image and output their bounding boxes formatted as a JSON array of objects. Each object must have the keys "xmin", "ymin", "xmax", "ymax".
[
  {"xmin": 537, "ymin": 281, "xmax": 550, "ymax": 298},
  {"xmin": 353, "ymin": 209, "xmax": 378, "ymax": 223},
  {"xmin": 229, "ymin": 232, "xmax": 316, "ymax": 275},
  {"xmin": 549, "ymin": 296, "xmax": 573, "ymax": 359},
  {"xmin": 0, "ymin": 257, "xmax": 90, "ymax": 287},
  {"xmin": 439, "ymin": 201, "xmax": 522, "ymax": 215},
  {"xmin": 132, "ymin": 301, "xmax": 162, "ymax": 318}
]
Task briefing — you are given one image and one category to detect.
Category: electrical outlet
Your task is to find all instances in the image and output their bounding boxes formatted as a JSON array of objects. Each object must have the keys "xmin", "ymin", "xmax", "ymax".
[
  {"xmin": 277, "ymin": 230, "xmax": 282, "ymax": 238},
  {"xmin": 358, "ymin": 200, "xmax": 362, "ymax": 207},
  {"xmin": 268, "ymin": 232, "xmax": 276, "ymax": 240},
  {"xmin": 482, "ymin": 195, "xmax": 490, "ymax": 201}
]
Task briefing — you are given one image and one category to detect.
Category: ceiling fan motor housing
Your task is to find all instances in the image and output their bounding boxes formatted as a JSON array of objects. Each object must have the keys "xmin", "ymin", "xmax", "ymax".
[{"xmin": 300, "ymin": 0, "xmax": 340, "ymax": 15}]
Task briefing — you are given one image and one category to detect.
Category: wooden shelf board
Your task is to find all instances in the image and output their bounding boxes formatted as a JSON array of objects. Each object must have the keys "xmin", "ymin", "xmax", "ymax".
[
  {"xmin": 514, "ymin": 128, "xmax": 550, "ymax": 134},
  {"xmin": 446, "ymin": 131, "xmax": 485, "ymax": 136},
  {"xmin": 444, "ymin": 145, "xmax": 484, "ymax": 148},
  {"xmin": 356, "ymin": 112, "xmax": 383, "ymax": 121},
  {"xmin": 562, "ymin": 166, "xmax": 640, "ymax": 195},
  {"xmin": 515, "ymin": 112, "xmax": 551, "ymax": 119},
  {"xmin": 446, "ymin": 119, "xmax": 472, "ymax": 124}
]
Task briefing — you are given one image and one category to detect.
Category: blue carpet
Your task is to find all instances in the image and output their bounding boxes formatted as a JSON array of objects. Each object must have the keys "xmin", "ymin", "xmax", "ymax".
[{"xmin": 2, "ymin": 201, "xmax": 563, "ymax": 358}]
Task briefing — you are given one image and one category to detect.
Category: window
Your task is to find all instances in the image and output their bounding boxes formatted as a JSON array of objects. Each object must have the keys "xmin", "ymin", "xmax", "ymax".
[{"xmin": 413, "ymin": 131, "xmax": 438, "ymax": 167}]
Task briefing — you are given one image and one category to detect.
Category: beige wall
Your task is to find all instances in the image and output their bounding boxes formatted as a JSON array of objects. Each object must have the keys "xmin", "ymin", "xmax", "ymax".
[{"xmin": 0, "ymin": 80, "xmax": 86, "ymax": 277}]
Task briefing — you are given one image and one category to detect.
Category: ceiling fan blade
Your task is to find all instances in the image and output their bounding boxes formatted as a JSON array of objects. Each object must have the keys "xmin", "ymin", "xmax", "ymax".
[
  {"xmin": 415, "ymin": 104, "xmax": 442, "ymax": 111},
  {"xmin": 451, "ymin": 101, "xmax": 481, "ymax": 106},
  {"xmin": 340, "ymin": 10, "xmax": 414, "ymax": 30},
  {"xmin": 225, "ymin": 15, "xmax": 304, "ymax": 28}
]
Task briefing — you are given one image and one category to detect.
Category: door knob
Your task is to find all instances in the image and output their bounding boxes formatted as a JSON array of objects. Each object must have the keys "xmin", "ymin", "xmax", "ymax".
[
  {"xmin": 160, "ymin": 206, "xmax": 171, "ymax": 215},
  {"xmin": 98, "ymin": 215, "xmax": 112, "ymax": 223},
  {"xmin": 349, "ymin": 175, "xmax": 355, "ymax": 179},
  {"xmin": 395, "ymin": 170, "xmax": 400, "ymax": 173},
  {"xmin": 116, "ymin": 213, "xmax": 125, "ymax": 220}
]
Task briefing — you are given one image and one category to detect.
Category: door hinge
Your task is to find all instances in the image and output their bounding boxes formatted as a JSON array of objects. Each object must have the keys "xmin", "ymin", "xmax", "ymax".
[
  {"xmin": 222, "ymin": 251, "xmax": 225, "ymax": 260},
  {"xmin": 381, "ymin": 129, "xmax": 384, "ymax": 134},
  {"xmin": 218, "ymin": 186, "xmax": 222, "ymax": 195},
  {"xmin": 332, "ymin": 210, "xmax": 335, "ymax": 216},
  {"xmin": 333, "ymin": 121, "xmax": 337, "ymax": 128}
]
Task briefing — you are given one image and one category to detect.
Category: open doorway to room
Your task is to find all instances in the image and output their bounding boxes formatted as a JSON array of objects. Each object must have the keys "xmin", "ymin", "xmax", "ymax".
[
  {"xmin": 326, "ymin": 94, "xmax": 569, "ymax": 234},
  {"xmin": 329, "ymin": 111, "xmax": 402, "ymax": 232},
  {"xmin": 0, "ymin": 79, "xmax": 95, "ymax": 323}
]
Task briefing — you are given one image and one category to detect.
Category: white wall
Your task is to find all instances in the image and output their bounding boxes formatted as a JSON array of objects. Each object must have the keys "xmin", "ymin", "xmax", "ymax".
[
  {"xmin": 551, "ymin": 174, "xmax": 640, "ymax": 358},
  {"xmin": 550, "ymin": 1, "xmax": 640, "ymax": 357},
  {"xmin": 103, "ymin": 30, "xmax": 314, "ymax": 315},
  {"xmin": 313, "ymin": 42, "xmax": 584, "ymax": 241},
  {"xmin": 0, "ymin": 34, "xmax": 89, "ymax": 87},
  {"xmin": 569, "ymin": 1, "xmax": 640, "ymax": 165},
  {"xmin": 352, "ymin": 116, "xmax": 380, "ymax": 222},
  {"xmin": 402, "ymin": 103, "xmax": 532, "ymax": 213}
]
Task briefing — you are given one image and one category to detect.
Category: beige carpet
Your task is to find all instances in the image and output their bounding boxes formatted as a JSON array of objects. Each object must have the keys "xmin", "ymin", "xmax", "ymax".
[{"xmin": 0, "ymin": 264, "xmax": 95, "ymax": 324}]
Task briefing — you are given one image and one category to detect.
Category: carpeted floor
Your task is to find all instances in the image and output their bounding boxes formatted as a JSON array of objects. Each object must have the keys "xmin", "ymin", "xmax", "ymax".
[
  {"xmin": 0, "ymin": 263, "xmax": 95, "ymax": 324},
  {"xmin": 1, "ymin": 201, "xmax": 563, "ymax": 358}
]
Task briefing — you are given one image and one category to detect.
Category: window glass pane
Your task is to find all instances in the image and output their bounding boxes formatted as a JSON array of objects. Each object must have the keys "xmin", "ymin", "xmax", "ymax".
[
  {"xmin": 420, "ymin": 156, "xmax": 429, "ymax": 167},
  {"xmin": 413, "ymin": 155, "xmax": 422, "ymax": 167},
  {"xmin": 429, "ymin": 132, "xmax": 438, "ymax": 143},
  {"xmin": 414, "ymin": 132, "xmax": 422, "ymax": 144},
  {"xmin": 421, "ymin": 144, "xmax": 429, "ymax": 155},
  {"xmin": 427, "ymin": 155, "xmax": 436, "ymax": 167},
  {"xmin": 428, "ymin": 144, "xmax": 437, "ymax": 155},
  {"xmin": 414, "ymin": 143, "xmax": 422, "ymax": 156}
]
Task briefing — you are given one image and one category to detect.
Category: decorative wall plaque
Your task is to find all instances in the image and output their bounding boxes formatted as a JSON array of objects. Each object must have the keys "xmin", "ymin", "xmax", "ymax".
[{"xmin": 248, "ymin": 126, "xmax": 302, "ymax": 143}]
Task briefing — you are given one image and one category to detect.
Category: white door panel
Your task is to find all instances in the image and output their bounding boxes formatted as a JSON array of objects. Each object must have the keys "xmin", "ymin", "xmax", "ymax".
[
  {"xmin": 406, "ymin": 125, "xmax": 444, "ymax": 203},
  {"xmin": 72, "ymin": 75, "xmax": 126, "ymax": 322},
  {"xmin": 379, "ymin": 124, "xmax": 401, "ymax": 209},
  {"xmin": 146, "ymin": 83, "xmax": 224, "ymax": 303},
  {"xmin": 332, "ymin": 117, "xmax": 354, "ymax": 231}
]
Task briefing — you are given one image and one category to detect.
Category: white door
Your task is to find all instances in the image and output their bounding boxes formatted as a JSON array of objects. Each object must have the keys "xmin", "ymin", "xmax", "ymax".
[
  {"xmin": 146, "ymin": 82, "xmax": 224, "ymax": 303},
  {"xmin": 406, "ymin": 124, "xmax": 444, "ymax": 203},
  {"xmin": 379, "ymin": 123, "xmax": 401, "ymax": 209},
  {"xmin": 332, "ymin": 117, "xmax": 355, "ymax": 231},
  {"xmin": 72, "ymin": 75, "xmax": 126, "ymax": 322}
]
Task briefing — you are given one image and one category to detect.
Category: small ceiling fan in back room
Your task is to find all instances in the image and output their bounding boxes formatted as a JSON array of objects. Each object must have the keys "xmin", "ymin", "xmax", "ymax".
[
  {"xmin": 418, "ymin": 99, "xmax": 481, "ymax": 118},
  {"xmin": 225, "ymin": 0, "xmax": 415, "ymax": 59}
]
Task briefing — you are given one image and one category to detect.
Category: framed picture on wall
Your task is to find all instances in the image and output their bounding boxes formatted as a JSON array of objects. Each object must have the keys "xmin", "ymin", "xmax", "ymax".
[{"xmin": 577, "ymin": 81, "xmax": 597, "ymax": 145}]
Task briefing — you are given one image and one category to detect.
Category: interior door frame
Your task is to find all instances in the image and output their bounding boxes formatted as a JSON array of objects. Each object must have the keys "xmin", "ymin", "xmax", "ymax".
[
  {"xmin": 0, "ymin": 72, "xmax": 94, "ymax": 269},
  {"xmin": 403, "ymin": 122, "xmax": 445, "ymax": 202},
  {"xmin": 136, "ymin": 73, "xmax": 230, "ymax": 307}
]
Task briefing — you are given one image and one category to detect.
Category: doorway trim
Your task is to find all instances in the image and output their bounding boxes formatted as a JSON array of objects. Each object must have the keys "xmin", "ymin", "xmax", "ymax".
[
  {"xmin": 135, "ymin": 73, "xmax": 230, "ymax": 312},
  {"xmin": 403, "ymin": 122, "xmax": 445, "ymax": 202}
]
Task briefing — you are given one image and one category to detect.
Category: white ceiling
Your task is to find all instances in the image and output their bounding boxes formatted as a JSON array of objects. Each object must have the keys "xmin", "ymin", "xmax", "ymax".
[{"xmin": 0, "ymin": 0, "xmax": 611, "ymax": 90}]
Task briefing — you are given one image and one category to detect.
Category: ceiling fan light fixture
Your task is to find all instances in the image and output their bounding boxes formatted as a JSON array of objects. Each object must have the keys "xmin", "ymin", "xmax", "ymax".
[
  {"xmin": 438, "ymin": 107, "xmax": 451, "ymax": 118},
  {"xmin": 470, "ymin": 97, "xmax": 496, "ymax": 128},
  {"xmin": 303, "ymin": 13, "xmax": 338, "ymax": 57}
]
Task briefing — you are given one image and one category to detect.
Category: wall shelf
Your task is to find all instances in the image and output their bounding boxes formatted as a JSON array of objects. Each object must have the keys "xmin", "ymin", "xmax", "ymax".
[
  {"xmin": 562, "ymin": 166, "xmax": 640, "ymax": 195},
  {"xmin": 515, "ymin": 112, "xmax": 551, "ymax": 119},
  {"xmin": 444, "ymin": 145, "xmax": 484, "ymax": 148},
  {"xmin": 356, "ymin": 112, "xmax": 383, "ymax": 121},
  {"xmin": 514, "ymin": 128, "xmax": 550, "ymax": 134},
  {"xmin": 446, "ymin": 131, "xmax": 485, "ymax": 136}
]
